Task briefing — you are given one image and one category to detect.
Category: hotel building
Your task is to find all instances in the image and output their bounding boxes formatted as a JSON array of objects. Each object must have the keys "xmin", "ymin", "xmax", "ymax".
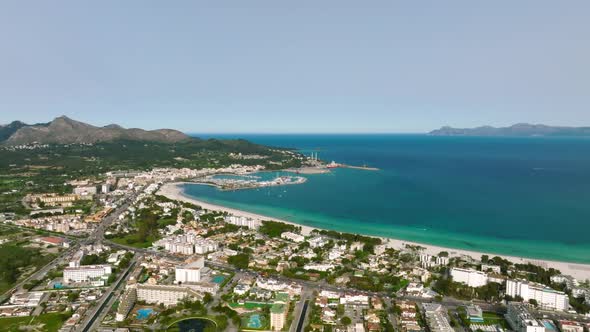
[
  {"xmin": 63, "ymin": 265, "xmax": 112, "ymax": 284},
  {"xmin": 450, "ymin": 267, "xmax": 488, "ymax": 288},
  {"xmin": 136, "ymin": 284, "xmax": 200, "ymax": 306},
  {"xmin": 506, "ymin": 279, "xmax": 568, "ymax": 311},
  {"xmin": 175, "ymin": 256, "xmax": 205, "ymax": 284}
]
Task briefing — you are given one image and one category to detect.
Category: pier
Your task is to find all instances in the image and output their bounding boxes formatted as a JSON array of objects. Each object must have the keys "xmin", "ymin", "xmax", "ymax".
[{"xmin": 341, "ymin": 164, "xmax": 380, "ymax": 171}]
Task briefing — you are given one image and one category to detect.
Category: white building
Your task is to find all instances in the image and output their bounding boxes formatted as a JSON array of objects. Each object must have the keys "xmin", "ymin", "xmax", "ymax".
[
  {"xmin": 481, "ymin": 264, "xmax": 502, "ymax": 274},
  {"xmin": 234, "ymin": 284, "xmax": 251, "ymax": 296},
  {"xmin": 256, "ymin": 278, "xmax": 288, "ymax": 292},
  {"xmin": 303, "ymin": 263, "xmax": 335, "ymax": 272},
  {"xmin": 270, "ymin": 303, "xmax": 288, "ymax": 331},
  {"xmin": 420, "ymin": 254, "xmax": 449, "ymax": 268},
  {"xmin": 328, "ymin": 248, "xmax": 344, "ymax": 260},
  {"xmin": 156, "ymin": 232, "xmax": 218, "ymax": 255},
  {"xmin": 107, "ymin": 250, "xmax": 127, "ymax": 264},
  {"xmin": 558, "ymin": 321, "xmax": 585, "ymax": 332},
  {"xmin": 175, "ymin": 257, "xmax": 205, "ymax": 284},
  {"xmin": 280, "ymin": 232, "xmax": 305, "ymax": 243},
  {"xmin": 550, "ymin": 275, "xmax": 578, "ymax": 289},
  {"xmin": 225, "ymin": 215, "xmax": 261, "ymax": 229},
  {"xmin": 422, "ymin": 303, "xmax": 454, "ymax": 332},
  {"xmin": 69, "ymin": 250, "xmax": 85, "ymax": 268},
  {"xmin": 450, "ymin": 267, "xmax": 488, "ymax": 288},
  {"xmin": 73, "ymin": 186, "xmax": 97, "ymax": 196},
  {"xmin": 116, "ymin": 287, "xmax": 137, "ymax": 322},
  {"xmin": 506, "ymin": 303, "xmax": 545, "ymax": 332},
  {"xmin": 63, "ymin": 265, "xmax": 112, "ymax": 284},
  {"xmin": 406, "ymin": 282, "xmax": 425, "ymax": 294},
  {"xmin": 137, "ymin": 284, "xmax": 200, "ymax": 306},
  {"xmin": 506, "ymin": 279, "xmax": 568, "ymax": 311},
  {"xmin": 308, "ymin": 236, "xmax": 329, "ymax": 248}
]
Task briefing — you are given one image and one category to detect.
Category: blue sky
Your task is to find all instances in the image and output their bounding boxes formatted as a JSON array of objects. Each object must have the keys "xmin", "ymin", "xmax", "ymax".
[{"xmin": 1, "ymin": 1, "xmax": 589, "ymax": 133}]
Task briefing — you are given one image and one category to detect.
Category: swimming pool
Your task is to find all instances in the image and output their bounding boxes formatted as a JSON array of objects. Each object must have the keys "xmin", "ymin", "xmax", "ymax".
[
  {"xmin": 247, "ymin": 314, "xmax": 262, "ymax": 329},
  {"xmin": 136, "ymin": 308, "xmax": 154, "ymax": 320},
  {"xmin": 212, "ymin": 275, "xmax": 226, "ymax": 284},
  {"xmin": 542, "ymin": 320, "xmax": 558, "ymax": 332}
]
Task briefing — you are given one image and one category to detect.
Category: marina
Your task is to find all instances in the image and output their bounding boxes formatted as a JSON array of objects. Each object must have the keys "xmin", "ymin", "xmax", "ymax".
[{"xmin": 192, "ymin": 173, "xmax": 307, "ymax": 191}]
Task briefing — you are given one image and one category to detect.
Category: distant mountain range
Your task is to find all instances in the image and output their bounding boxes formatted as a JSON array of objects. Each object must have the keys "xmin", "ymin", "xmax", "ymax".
[
  {"xmin": 0, "ymin": 116, "xmax": 191, "ymax": 145},
  {"xmin": 429, "ymin": 123, "xmax": 590, "ymax": 137}
]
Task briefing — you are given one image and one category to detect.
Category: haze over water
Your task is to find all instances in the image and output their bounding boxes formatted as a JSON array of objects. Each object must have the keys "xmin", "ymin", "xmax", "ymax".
[{"xmin": 185, "ymin": 135, "xmax": 590, "ymax": 263}]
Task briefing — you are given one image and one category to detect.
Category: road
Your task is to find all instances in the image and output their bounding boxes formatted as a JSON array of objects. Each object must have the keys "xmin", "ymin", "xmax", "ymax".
[
  {"xmin": 70, "ymin": 194, "xmax": 141, "ymax": 332},
  {"xmin": 76, "ymin": 258, "xmax": 138, "ymax": 332},
  {"xmin": 85, "ymin": 194, "xmax": 139, "ymax": 245},
  {"xmin": 290, "ymin": 287, "xmax": 313, "ymax": 332}
]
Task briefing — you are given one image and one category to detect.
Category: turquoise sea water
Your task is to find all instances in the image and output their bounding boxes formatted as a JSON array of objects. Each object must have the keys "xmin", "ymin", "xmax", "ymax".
[{"xmin": 185, "ymin": 135, "xmax": 590, "ymax": 264}]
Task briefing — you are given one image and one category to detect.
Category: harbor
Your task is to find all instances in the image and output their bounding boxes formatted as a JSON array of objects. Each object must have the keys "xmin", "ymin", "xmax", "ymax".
[{"xmin": 192, "ymin": 173, "xmax": 307, "ymax": 191}]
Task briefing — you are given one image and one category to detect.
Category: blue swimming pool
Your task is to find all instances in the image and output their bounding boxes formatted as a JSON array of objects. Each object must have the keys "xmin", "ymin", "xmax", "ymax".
[
  {"xmin": 247, "ymin": 314, "xmax": 262, "ymax": 329},
  {"xmin": 543, "ymin": 320, "xmax": 557, "ymax": 331},
  {"xmin": 136, "ymin": 308, "xmax": 154, "ymax": 320},
  {"xmin": 212, "ymin": 275, "xmax": 226, "ymax": 284}
]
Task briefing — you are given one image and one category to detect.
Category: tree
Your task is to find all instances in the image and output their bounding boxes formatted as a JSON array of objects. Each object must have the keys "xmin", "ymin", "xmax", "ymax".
[
  {"xmin": 340, "ymin": 316, "xmax": 352, "ymax": 325},
  {"xmin": 228, "ymin": 253, "xmax": 250, "ymax": 269},
  {"xmin": 259, "ymin": 220, "xmax": 298, "ymax": 238},
  {"xmin": 529, "ymin": 299, "xmax": 538, "ymax": 307},
  {"xmin": 203, "ymin": 292, "xmax": 213, "ymax": 304}
]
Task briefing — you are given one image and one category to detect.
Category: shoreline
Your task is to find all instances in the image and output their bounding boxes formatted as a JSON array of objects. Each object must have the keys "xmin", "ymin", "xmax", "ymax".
[{"xmin": 158, "ymin": 182, "xmax": 590, "ymax": 280}]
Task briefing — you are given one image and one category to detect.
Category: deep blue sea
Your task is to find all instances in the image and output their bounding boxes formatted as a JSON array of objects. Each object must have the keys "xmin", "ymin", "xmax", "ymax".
[{"xmin": 185, "ymin": 134, "xmax": 590, "ymax": 263}]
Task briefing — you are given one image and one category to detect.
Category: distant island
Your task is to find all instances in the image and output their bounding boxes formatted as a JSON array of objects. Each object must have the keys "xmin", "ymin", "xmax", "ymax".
[{"xmin": 429, "ymin": 123, "xmax": 590, "ymax": 137}]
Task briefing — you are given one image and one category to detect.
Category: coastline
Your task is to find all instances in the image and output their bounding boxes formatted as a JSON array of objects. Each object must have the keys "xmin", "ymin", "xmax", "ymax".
[{"xmin": 158, "ymin": 182, "xmax": 590, "ymax": 280}]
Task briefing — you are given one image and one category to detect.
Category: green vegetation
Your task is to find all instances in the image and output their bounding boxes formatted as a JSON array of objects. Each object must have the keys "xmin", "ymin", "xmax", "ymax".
[
  {"xmin": 227, "ymin": 253, "xmax": 250, "ymax": 270},
  {"xmin": 316, "ymin": 229, "xmax": 382, "ymax": 249},
  {"xmin": 0, "ymin": 244, "xmax": 56, "ymax": 294},
  {"xmin": 482, "ymin": 312, "xmax": 509, "ymax": 328},
  {"xmin": 80, "ymin": 253, "xmax": 108, "ymax": 265},
  {"xmin": 433, "ymin": 269, "xmax": 502, "ymax": 301},
  {"xmin": 513, "ymin": 263, "xmax": 561, "ymax": 285},
  {"xmin": 0, "ymin": 139, "xmax": 301, "ymax": 216},
  {"xmin": 229, "ymin": 301, "xmax": 273, "ymax": 310},
  {"xmin": 347, "ymin": 273, "xmax": 408, "ymax": 292},
  {"xmin": 259, "ymin": 220, "xmax": 300, "ymax": 238},
  {"xmin": 0, "ymin": 312, "xmax": 72, "ymax": 332},
  {"xmin": 570, "ymin": 295, "xmax": 590, "ymax": 314},
  {"xmin": 109, "ymin": 233, "xmax": 157, "ymax": 248}
]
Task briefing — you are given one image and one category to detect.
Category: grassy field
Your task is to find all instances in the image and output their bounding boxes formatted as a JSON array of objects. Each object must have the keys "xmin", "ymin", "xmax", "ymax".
[
  {"xmin": 0, "ymin": 312, "xmax": 71, "ymax": 332},
  {"xmin": 0, "ymin": 234, "xmax": 57, "ymax": 295},
  {"xmin": 110, "ymin": 234, "xmax": 158, "ymax": 248},
  {"xmin": 229, "ymin": 301, "xmax": 272, "ymax": 310},
  {"xmin": 482, "ymin": 312, "xmax": 509, "ymax": 328}
]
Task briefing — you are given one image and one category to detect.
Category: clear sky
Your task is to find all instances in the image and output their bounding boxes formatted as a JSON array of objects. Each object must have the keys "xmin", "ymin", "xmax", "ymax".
[{"xmin": 1, "ymin": 1, "xmax": 589, "ymax": 133}]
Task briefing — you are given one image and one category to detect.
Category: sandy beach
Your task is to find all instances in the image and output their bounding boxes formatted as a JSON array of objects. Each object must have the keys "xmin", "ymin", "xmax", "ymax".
[{"xmin": 158, "ymin": 182, "xmax": 590, "ymax": 280}]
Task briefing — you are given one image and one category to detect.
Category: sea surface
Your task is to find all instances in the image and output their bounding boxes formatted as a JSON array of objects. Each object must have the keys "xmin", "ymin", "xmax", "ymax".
[{"xmin": 185, "ymin": 134, "xmax": 590, "ymax": 264}]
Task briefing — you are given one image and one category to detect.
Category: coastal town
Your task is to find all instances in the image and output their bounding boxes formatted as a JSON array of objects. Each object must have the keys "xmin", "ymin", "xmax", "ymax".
[{"xmin": 1, "ymin": 155, "xmax": 590, "ymax": 332}]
